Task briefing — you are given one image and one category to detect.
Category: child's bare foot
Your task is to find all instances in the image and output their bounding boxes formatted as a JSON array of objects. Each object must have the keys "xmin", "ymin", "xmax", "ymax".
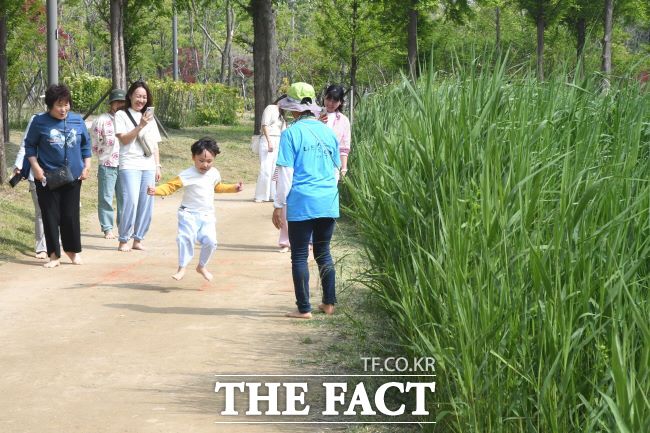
[
  {"xmin": 35, "ymin": 251, "xmax": 48, "ymax": 259},
  {"xmin": 65, "ymin": 251, "xmax": 83, "ymax": 265},
  {"xmin": 132, "ymin": 240, "xmax": 146, "ymax": 250},
  {"xmin": 118, "ymin": 242, "xmax": 131, "ymax": 252},
  {"xmin": 279, "ymin": 246, "xmax": 289, "ymax": 253},
  {"xmin": 103, "ymin": 230, "xmax": 115, "ymax": 239},
  {"xmin": 172, "ymin": 267, "xmax": 186, "ymax": 280},
  {"xmin": 318, "ymin": 303, "xmax": 335, "ymax": 315},
  {"xmin": 44, "ymin": 253, "xmax": 60, "ymax": 268},
  {"xmin": 196, "ymin": 265, "xmax": 213, "ymax": 281},
  {"xmin": 285, "ymin": 310, "xmax": 312, "ymax": 319}
]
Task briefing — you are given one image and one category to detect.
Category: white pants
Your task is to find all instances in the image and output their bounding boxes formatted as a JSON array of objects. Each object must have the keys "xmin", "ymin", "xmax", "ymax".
[
  {"xmin": 254, "ymin": 135, "xmax": 279, "ymax": 201},
  {"xmin": 177, "ymin": 208, "xmax": 217, "ymax": 268},
  {"xmin": 29, "ymin": 180, "xmax": 47, "ymax": 253}
]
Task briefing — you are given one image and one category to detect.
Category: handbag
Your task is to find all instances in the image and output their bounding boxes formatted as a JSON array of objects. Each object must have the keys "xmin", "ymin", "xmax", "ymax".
[
  {"xmin": 44, "ymin": 165, "xmax": 75, "ymax": 190},
  {"xmin": 250, "ymin": 134, "xmax": 261, "ymax": 155},
  {"xmin": 44, "ymin": 118, "xmax": 75, "ymax": 190},
  {"xmin": 125, "ymin": 110, "xmax": 153, "ymax": 157}
]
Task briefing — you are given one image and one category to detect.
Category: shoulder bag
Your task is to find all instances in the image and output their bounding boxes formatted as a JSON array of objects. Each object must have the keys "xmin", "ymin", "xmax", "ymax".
[
  {"xmin": 43, "ymin": 118, "xmax": 75, "ymax": 190},
  {"xmin": 125, "ymin": 110, "xmax": 153, "ymax": 157}
]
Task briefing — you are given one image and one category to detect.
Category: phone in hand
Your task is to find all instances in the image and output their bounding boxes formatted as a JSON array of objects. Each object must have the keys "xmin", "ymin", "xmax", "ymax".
[
  {"xmin": 319, "ymin": 107, "xmax": 328, "ymax": 122},
  {"xmin": 9, "ymin": 173, "xmax": 22, "ymax": 188},
  {"xmin": 145, "ymin": 106, "xmax": 155, "ymax": 117}
]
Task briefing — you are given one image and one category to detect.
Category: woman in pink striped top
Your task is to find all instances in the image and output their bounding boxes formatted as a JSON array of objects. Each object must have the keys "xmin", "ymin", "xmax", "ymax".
[{"xmin": 319, "ymin": 84, "xmax": 351, "ymax": 181}]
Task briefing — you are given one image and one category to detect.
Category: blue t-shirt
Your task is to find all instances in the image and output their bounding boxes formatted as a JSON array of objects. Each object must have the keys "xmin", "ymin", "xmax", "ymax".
[
  {"xmin": 24, "ymin": 112, "xmax": 92, "ymax": 179},
  {"xmin": 276, "ymin": 118, "xmax": 341, "ymax": 221}
]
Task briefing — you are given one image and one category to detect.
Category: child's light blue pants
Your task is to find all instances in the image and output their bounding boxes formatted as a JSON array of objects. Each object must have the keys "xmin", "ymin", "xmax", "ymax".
[{"xmin": 177, "ymin": 208, "xmax": 217, "ymax": 268}]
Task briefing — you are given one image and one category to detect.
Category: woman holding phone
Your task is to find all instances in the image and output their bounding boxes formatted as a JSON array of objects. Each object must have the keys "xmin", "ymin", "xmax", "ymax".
[
  {"xmin": 319, "ymin": 84, "xmax": 351, "ymax": 181},
  {"xmin": 114, "ymin": 80, "xmax": 162, "ymax": 252}
]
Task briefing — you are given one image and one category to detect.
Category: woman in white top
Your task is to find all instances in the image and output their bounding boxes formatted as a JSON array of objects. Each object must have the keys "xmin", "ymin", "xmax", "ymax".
[
  {"xmin": 254, "ymin": 96, "xmax": 286, "ymax": 202},
  {"xmin": 114, "ymin": 80, "xmax": 162, "ymax": 252}
]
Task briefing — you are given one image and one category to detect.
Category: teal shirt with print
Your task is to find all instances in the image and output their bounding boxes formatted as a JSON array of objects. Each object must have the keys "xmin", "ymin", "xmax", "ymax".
[{"xmin": 276, "ymin": 118, "xmax": 341, "ymax": 221}]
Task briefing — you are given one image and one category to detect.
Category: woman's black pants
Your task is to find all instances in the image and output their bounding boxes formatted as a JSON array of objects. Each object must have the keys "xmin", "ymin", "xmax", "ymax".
[{"xmin": 35, "ymin": 180, "xmax": 82, "ymax": 258}]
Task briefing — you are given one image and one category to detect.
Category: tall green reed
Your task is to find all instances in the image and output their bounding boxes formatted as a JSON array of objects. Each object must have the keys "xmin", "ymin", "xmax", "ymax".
[{"xmin": 345, "ymin": 56, "xmax": 650, "ymax": 432}]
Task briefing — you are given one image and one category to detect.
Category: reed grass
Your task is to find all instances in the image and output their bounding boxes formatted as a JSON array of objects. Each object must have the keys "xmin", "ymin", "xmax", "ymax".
[{"xmin": 345, "ymin": 57, "xmax": 650, "ymax": 432}]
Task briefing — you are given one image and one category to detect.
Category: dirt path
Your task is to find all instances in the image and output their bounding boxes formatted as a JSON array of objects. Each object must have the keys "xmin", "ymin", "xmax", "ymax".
[{"xmin": 0, "ymin": 190, "xmax": 340, "ymax": 433}]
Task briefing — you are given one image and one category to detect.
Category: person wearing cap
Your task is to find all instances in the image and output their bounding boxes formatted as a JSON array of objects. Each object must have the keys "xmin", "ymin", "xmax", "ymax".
[
  {"xmin": 271, "ymin": 82, "xmax": 342, "ymax": 319},
  {"xmin": 91, "ymin": 89, "xmax": 127, "ymax": 239}
]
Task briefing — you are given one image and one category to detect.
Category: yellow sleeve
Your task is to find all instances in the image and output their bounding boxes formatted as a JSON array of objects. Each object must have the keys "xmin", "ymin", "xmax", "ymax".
[
  {"xmin": 155, "ymin": 176, "xmax": 183, "ymax": 196},
  {"xmin": 215, "ymin": 182, "xmax": 240, "ymax": 193}
]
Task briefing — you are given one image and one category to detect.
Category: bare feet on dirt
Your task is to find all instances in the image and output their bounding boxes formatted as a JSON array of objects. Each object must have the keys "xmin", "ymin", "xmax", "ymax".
[
  {"xmin": 103, "ymin": 230, "xmax": 115, "ymax": 239},
  {"xmin": 171, "ymin": 267, "xmax": 186, "ymax": 281},
  {"xmin": 318, "ymin": 303, "xmax": 335, "ymax": 315},
  {"xmin": 117, "ymin": 242, "xmax": 131, "ymax": 252},
  {"xmin": 285, "ymin": 310, "xmax": 312, "ymax": 319},
  {"xmin": 44, "ymin": 253, "xmax": 60, "ymax": 268},
  {"xmin": 65, "ymin": 251, "xmax": 83, "ymax": 265},
  {"xmin": 196, "ymin": 266, "xmax": 213, "ymax": 281},
  {"xmin": 132, "ymin": 240, "xmax": 146, "ymax": 250}
]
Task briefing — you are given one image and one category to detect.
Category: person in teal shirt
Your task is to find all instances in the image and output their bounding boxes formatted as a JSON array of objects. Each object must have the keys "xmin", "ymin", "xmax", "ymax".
[{"xmin": 272, "ymin": 82, "xmax": 341, "ymax": 319}]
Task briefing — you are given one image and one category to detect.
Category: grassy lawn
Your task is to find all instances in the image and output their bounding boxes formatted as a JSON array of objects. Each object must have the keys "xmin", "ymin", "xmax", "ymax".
[{"xmin": 0, "ymin": 116, "xmax": 257, "ymax": 262}]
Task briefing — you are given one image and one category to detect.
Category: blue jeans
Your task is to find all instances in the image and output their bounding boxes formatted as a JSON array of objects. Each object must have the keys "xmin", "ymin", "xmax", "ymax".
[
  {"xmin": 288, "ymin": 218, "xmax": 337, "ymax": 313},
  {"xmin": 97, "ymin": 165, "xmax": 121, "ymax": 233},
  {"xmin": 118, "ymin": 169, "xmax": 155, "ymax": 243}
]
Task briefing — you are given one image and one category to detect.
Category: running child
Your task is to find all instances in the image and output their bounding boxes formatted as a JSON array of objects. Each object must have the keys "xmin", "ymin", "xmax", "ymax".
[{"xmin": 147, "ymin": 137, "xmax": 243, "ymax": 281}]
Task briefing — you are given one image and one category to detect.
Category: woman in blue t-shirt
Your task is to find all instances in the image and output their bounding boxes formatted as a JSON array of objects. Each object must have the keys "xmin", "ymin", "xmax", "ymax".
[
  {"xmin": 24, "ymin": 84, "xmax": 92, "ymax": 268},
  {"xmin": 272, "ymin": 82, "xmax": 341, "ymax": 319}
]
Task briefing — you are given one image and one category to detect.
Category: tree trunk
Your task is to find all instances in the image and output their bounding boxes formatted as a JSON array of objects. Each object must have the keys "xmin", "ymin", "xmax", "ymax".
[
  {"xmin": 0, "ymin": 12, "xmax": 5, "ymax": 182},
  {"xmin": 202, "ymin": 12, "xmax": 209, "ymax": 82},
  {"xmin": 251, "ymin": 0, "xmax": 278, "ymax": 135},
  {"xmin": 601, "ymin": 0, "xmax": 613, "ymax": 89},
  {"xmin": 0, "ymin": 12, "xmax": 8, "ymax": 142},
  {"xmin": 350, "ymin": 0, "xmax": 358, "ymax": 124},
  {"xmin": 495, "ymin": 7, "xmax": 501, "ymax": 52},
  {"xmin": 536, "ymin": 12, "xmax": 544, "ymax": 81},
  {"xmin": 221, "ymin": 0, "xmax": 234, "ymax": 84},
  {"xmin": 0, "ymin": 90, "xmax": 5, "ymax": 183},
  {"xmin": 188, "ymin": 9, "xmax": 201, "ymax": 81},
  {"xmin": 172, "ymin": 4, "xmax": 179, "ymax": 80},
  {"xmin": 407, "ymin": 2, "xmax": 418, "ymax": 80},
  {"xmin": 576, "ymin": 17, "xmax": 586, "ymax": 78},
  {"xmin": 227, "ymin": 4, "xmax": 234, "ymax": 86},
  {"xmin": 110, "ymin": 0, "xmax": 127, "ymax": 90}
]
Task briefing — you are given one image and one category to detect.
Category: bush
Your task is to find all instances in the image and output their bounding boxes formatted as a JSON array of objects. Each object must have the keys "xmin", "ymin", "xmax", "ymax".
[
  {"xmin": 58, "ymin": 74, "xmax": 243, "ymax": 127},
  {"xmin": 149, "ymin": 80, "xmax": 242, "ymax": 128},
  {"xmin": 63, "ymin": 73, "xmax": 111, "ymax": 114}
]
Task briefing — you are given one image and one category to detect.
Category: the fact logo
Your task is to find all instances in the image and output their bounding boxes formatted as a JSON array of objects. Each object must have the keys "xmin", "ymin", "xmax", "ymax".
[
  {"xmin": 214, "ymin": 358, "xmax": 436, "ymax": 423},
  {"xmin": 214, "ymin": 381, "xmax": 435, "ymax": 417}
]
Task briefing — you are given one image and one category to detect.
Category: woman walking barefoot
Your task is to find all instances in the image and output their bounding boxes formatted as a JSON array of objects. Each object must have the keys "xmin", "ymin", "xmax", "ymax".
[{"xmin": 272, "ymin": 82, "xmax": 341, "ymax": 319}]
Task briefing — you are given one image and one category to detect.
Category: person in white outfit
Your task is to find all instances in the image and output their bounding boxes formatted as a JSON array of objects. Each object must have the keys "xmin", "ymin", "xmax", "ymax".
[
  {"xmin": 114, "ymin": 80, "xmax": 162, "ymax": 252},
  {"xmin": 254, "ymin": 96, "xmax": 286, "ymax": 202},
  {"xmin": 13, "ymin": 114, "xmax": 47, "ymax": 259},
  {"xmin": 148, "ymin": 137, "xmax": 243, "ymax": 281}
]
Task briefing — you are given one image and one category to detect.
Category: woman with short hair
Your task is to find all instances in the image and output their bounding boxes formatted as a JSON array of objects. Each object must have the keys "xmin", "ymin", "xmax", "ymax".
[{"xmin": 24, "ymin": 83, "xmax": 92, "ymax": 268}]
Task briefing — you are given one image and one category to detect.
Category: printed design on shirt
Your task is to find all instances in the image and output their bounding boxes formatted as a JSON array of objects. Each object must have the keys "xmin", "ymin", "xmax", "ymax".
[
  {"xmin": 48, "ymin": 128, "xmax": 77, "ymax": 149},
  {"xmin": 302, "ymin": 143, "xmax": 333, "ymax": 159}
]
